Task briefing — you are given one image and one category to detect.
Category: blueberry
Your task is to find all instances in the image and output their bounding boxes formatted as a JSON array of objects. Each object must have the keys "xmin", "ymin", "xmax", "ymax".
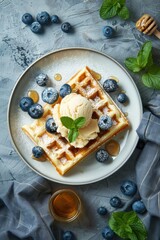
[
  {"xmin": 132, "ymin": 200, "xmax": 146, "ymax": 214},
  {"xmin": 61, "ymin": 22, "xmax": 72, "ymax": 33},
  {"xmin": 36, "ymin": 73, "xmax": 48, "ymax": 86},
  {"xmin": 103, "ymin": 79, "xmax": 118, "ymax": 92},
  {"xmin": 96, "ymin": 149, "xmax": 109, "ymax": 162},
  {"xmin": 19, "ymin": 97, "xmax": 34, "ymax": 112},
  {"xmin": 97, "ymin": 206, "xmax": 108, "ymax": 216},
  {"xmin": 42, "ymin": 87, "xmax": 59, "ymax": 104},
  {"xmin": 117, "ymin": 93, "xmax": 128, "ymax": 103},
  {"xmin": 103, "ymin": 26, "xmax": 114, "ymax": 38},
  {"xmin": 62, "ymin": 231, "xmax": 75, "ymax": 240},
  {"xmin": 36, "ymin": 11, "xmax": 51, "ymax": 25},
  {"xmin": 28, "ymin": 103, "xmax": 44, "ymax": 119},
  {"xmin": 120, "ymin": 180, "xmax": 137, "ymax": 197},
  {"xmin": 45, "ymin": 118, "xmax": 57, "ymax": 133},
  {"xmin": 22, "ymin": 13, "xmax": 34, "ymax": 25},
  {"xmin": 60, "ymin": 84, "xmax": 72, "ymax": 98},
  {"xmin": 51, "ymin": 15, "xmax": 60, "ymax": 23},
  {"xmin": 110, "ymin": 196, "xmax": 122, "ymax": 208},
  {"xmin": 102, "ymin": 226, "xmax": 114, "ymax": 240},
  {"xmin": 30, "ymin": 21, "xmax": 42, "ymax": 34},
  {"xmin": 98, "ymin": 115, "xmax": 113, "ymax": 131},
  {"xmin": 32, "ymin": 146, "xmax": 44, "ymax": 158}
]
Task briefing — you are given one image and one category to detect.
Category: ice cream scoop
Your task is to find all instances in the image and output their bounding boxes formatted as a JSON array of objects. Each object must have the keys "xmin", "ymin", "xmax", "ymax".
[
  {"xmin": 60, "ymin": 93, "xmax": 93, "ymax": 127},
  {"xmin": 52, "ymin": 93, "xmax": 100, "ymax": 148},
  {"xmin": 136, "ymin": 14, "xmax": 160, "ymax": 39}
]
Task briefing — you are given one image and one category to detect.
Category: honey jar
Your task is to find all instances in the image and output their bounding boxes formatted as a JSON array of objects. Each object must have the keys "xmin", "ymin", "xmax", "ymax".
[{"xmin": 49, "ymin": 189, "xmax": 81, "ymax": 222}]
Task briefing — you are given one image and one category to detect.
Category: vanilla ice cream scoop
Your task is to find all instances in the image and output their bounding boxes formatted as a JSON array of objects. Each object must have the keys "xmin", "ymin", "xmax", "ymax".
[
  {"xmin": 60, "ymin": 93, "xmax": 93, "ymax": 127},
  {"xmin": 52, "ymin": 92, "xmax": 100, "ymax": 148}
]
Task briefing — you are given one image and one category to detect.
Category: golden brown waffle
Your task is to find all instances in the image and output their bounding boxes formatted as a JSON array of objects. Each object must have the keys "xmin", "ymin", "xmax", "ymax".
[{"xmin": 22, "ymin": 66, "xmax": 129, "ymax": 175}]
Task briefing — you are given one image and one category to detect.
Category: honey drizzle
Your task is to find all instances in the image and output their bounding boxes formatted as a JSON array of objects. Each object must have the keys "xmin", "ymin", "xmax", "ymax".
[
  {"xmin": 90, "ymin": 70, "xmax": 101, "ymax": 81},
  {"xmin": 54, "ymin": 73, "xmax": 62, "ymax": 81},
  {"xmin": 105, "ymin": 139, "xmax": 120, "ymax": 156},
  {"xmin": 28, "ymin": 90, "xmax": 39, "ymax": 103},
  {"xmin": 109, "ymin": 76, "xmax": 119, "ymax": 82}
]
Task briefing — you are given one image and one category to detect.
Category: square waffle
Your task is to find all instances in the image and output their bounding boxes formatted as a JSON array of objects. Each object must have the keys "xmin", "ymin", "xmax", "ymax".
[{"xmin": 22, "ymin": 66, "xmax": 129, "ymax": 175}]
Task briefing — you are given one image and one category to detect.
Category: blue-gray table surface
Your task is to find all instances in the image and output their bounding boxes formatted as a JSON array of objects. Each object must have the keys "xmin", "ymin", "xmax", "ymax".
[{"xmin": 1, "ymin": 0, "xmax": 160, "ymax": 239}]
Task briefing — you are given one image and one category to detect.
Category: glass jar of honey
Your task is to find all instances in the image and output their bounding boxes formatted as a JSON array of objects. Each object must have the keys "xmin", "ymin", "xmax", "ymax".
[{"xmin": 49, "ymin": 189, "xmax": 81, "ymax": 222}]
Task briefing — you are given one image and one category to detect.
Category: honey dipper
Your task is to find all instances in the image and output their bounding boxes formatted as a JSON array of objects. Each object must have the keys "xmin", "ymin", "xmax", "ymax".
[{"xmin": 136, "ymin": 14, "xmax": 160, "ymax": 39}]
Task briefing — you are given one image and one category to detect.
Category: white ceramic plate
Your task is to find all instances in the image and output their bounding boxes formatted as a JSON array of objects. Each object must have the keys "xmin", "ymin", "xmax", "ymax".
[{"xmin": 8, "ymin": 48, "xmax": 143, "ymax": 185}]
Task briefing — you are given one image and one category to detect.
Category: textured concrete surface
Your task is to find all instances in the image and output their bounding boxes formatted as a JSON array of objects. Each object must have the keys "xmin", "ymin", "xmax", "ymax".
[{"xmin": 1, "ymin": 0, "xmax": 160, "ymax": 239}]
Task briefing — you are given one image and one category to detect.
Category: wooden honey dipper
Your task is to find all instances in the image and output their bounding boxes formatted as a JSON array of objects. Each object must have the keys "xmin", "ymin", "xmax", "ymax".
[{"xmin": 136, "ymin": 14, "xmax": 160, "ymax": 39}]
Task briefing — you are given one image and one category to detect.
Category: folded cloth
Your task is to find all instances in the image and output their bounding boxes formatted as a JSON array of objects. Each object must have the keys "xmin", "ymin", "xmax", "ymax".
[
  {"xmin": 136, "ymin": 93, "xmax": 160, "ymax": 240},
  {"xmin": 0, "ymin": 175, "xmax": 61, "ymax": 240},
  {"xmin": 137, "ymin": 111, "xmax": 160, "ymax": 145},
  {"xmin": 147, "ymin": 91, "xmax": 160, "ymax": 118},
  {"xmin": 0, "ymin": 144, "xmax": 64, "ymax": 240}
]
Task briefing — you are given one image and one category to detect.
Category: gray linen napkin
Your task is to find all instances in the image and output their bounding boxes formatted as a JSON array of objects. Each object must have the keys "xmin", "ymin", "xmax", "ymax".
[
  {"xmin": 0, "ymin": 175, "xmax": 60, "ymax": 240},
  {"xmin": 136, "ymin": 92, "xmax": 160, "ymax": 240}
]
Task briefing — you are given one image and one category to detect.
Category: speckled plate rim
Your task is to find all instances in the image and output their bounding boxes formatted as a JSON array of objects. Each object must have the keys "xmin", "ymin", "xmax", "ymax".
[{"xmin": 7, "ymin": 47, "xmax": 143, "ymax": 185}]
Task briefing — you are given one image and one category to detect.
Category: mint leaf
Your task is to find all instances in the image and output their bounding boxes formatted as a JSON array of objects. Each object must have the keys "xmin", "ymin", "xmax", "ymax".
[
  {"xmin": 60, "ymin": 116, "xmax": 75, "ymax": 129},
  {"xmin": 109, "ymin": 212, "xmax": 131, "ymax": 239},
  {"xmin": 68, "ymin": 129, "xmax": 79, "ymax": 143},
  {"xmin": 125, "ymin": 58, "xmax": 142, "ymax": 72},
  {"xmin": 145, "ymin": 51, "xmax": 153, "ymax": 68},
  {"xmin": 137, "ymin": 41, "xmax": 152, "ymax": 69},
  {"xmin": 125, "ymin": 225, "xmax": 132, "ymax": 233},
  {"xmin": 128, "ymin": 232, "xmax": 138, "ymax": 240},
  {"xmin": 61, "ymin": 116, "xmax": 86, "ymax": 142},
  {"xmin": 74, "ymin": 117, "xmax": 86, "ymax": 128},
  {"xmin": 125, "ymin": 41, "xmax": 153, "ymax": 72},
  {"xmin": 117, "ymin": 5, "xmax": 129, "ymax": 19},
  {"xmin": 142, "ymin": 65, "xmax": 160, "ymax": 89},
  {"xmin": 118, "ymin": 0, "xmax": 126, "ymax": 4},
  {"xmin": 100, "ymin": 0, "xmax": 130, "ymax": 20},
  {"xmin": 109, "ymin": 211, "xmax": 147, "ymax": 240},
  {"xmin": 130, "ymin": 221, "xmax": 147, "ymax": 239},
  {"xmin": 125, "ymin": 41, "xmax": 160, "ymax": 90},
  {"xmin": 100, "ymin": 0, "xmax": 121, "ymax": 19}
]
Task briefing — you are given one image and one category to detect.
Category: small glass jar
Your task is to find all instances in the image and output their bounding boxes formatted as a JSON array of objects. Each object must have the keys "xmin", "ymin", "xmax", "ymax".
[{"xmin": 49, "ymin": 189, "xmax": 81, "ymax": 222}]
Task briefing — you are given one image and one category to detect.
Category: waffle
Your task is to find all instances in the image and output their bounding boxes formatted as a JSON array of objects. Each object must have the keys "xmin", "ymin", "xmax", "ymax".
[{"xmin": 22, "ymin": 66, "xmax": 129, "ymax": 175}]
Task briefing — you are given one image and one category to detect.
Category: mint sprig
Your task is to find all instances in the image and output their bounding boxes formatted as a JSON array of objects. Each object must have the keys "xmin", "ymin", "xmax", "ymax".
[
  {"xmin": 109, "ymin": 211, "xmax": 147, "ymax": 240},
  {"xmin": 60, "ymin": 116, "xmax": 86, "ymax": 143},
  {"xmin": 100, "ymin": 0, "xmax": 130, "ymax": 20},
  {"xmin": 125, "ymin": 41, "xmax": 160, "ymax": 90},
  {"xmin": 142, "ymin": 65, "xmax": 160, "ymax": 89}
]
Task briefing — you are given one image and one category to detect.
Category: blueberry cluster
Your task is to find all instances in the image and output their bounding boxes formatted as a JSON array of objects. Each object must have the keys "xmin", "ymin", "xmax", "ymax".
[
  {"xmin": 19, "ymin": 71, "xmax": 74, "ymax": 159},
  {"xmin": 22, "ymin": 12, "xmax": 72, "ymax": 34},
  {"xmin": 19, "ymin": 97, "xmax": 44, "ymax": 119},
  {"xmin": 103, "ymin": 78, "xmax": 128, "ymax": 104},
  {"xmin": 96, "ymin": 180, "xmax": 147, "ymax": 239}
]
